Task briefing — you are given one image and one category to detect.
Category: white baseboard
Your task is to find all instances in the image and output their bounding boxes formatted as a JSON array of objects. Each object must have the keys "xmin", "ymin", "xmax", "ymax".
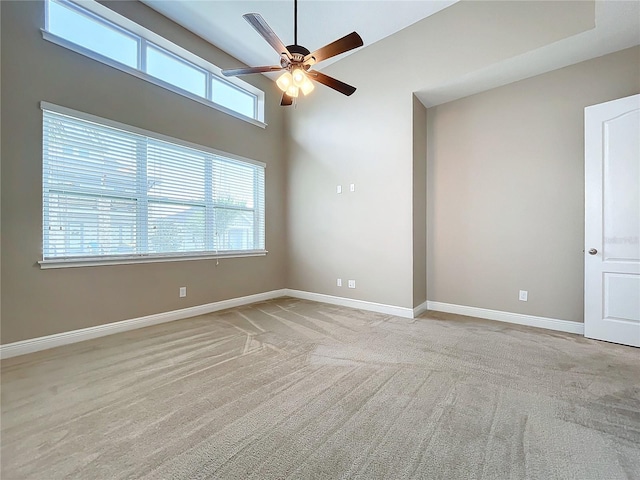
[
  {"xmin": 1, "ymin": 288, "xmax": 409, "ymax": 359},
  {"xmin": 413, "ymin": 300, "xmax": 429, "ymax": 317},
  {"xmin": 425, "ymin": 301, "xmax": 584, "ymax": 335},
  {"xmin": 0, "ymin": 290, "xmax": 584, "ymax": 360},
  {"xmin": 285, "ymin": 289, "xmax": 415, "ymax": 318},
  {"xmin": 0, "ymin": 289, "xmax": 287, "ymax": 359}
]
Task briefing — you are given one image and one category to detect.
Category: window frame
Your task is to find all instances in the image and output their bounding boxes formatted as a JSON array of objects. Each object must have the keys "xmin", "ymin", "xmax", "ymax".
[
  {"xmin": 40, "ymin": 102, "xmax": 267, "ymax": 270},
  {"xmin": 42, "ymin": 0, "xmax": 266, "ymax": 128}
]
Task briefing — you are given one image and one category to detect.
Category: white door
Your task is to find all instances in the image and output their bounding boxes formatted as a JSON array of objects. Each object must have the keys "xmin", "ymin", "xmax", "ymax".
[{"xmin": 585, "ymin": 94, "xmax": 640, "ymax": 347}]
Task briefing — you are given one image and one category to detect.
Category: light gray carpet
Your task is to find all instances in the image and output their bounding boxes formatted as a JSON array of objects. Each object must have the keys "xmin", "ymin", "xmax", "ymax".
[{"xmin": 1, "ymin": 297, "xmax": 639, "ymax": 479}]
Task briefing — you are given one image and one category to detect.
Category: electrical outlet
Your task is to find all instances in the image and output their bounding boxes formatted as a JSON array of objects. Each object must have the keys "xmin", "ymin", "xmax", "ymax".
[
  {"xmin": 519, "ymin": 290, "xmax": 528, "ymax": 301},
  {"xmin": 337, "ymin": 278, "xmax": 342, "ymax": 287},
  {"xmin": 179, "ymin": 286, "xmax": 187, "ymax": 298},
  {"xmin": 348, "ymin": 280, "xmax": 356, "ymax": 289}
]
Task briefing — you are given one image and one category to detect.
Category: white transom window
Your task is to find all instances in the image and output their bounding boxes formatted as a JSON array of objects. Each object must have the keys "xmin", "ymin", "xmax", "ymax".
[{"xmin": 43, "ymin": 0, "xmax": 266, "ymax": 126}]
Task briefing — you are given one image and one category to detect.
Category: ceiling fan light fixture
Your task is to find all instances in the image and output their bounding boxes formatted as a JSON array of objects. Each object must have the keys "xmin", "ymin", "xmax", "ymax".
[
  {"xmin": 276, "ymin": 71, "xmax": 293, "ymax": 92},
  {"xmin": 286, "ymin": 85, "xmax": 300, "ymax": 98},
  {"xmin": 292, "ymin": 68, "xmax": 307, "ymax": 87},
  {"xmin": 300, "ymin": 76, "xmax": 315, "ymax": 95}
]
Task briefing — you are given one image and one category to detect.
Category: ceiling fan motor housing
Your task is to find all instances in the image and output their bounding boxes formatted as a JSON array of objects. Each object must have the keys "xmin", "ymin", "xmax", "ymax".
[{"xmin": 282, "ymin": 44, "xmax": 312, "ymax": 68}]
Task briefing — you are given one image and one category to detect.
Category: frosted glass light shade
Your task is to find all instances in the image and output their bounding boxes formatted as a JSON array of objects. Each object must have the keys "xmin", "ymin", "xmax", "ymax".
[
  {"xmin": 292, "ymin": 68, "xmax": 306, "ymax": 87},
  {"xmin": 300, "ymin": 77, "xmax": 315, "ymax": 95},
  {"xmin": 276, "ymin": 72, "xmax": 292, "ymax": 92},
  {"xmin": 286, "ymin": 85, "xmax": 299, "ymax": 98}
]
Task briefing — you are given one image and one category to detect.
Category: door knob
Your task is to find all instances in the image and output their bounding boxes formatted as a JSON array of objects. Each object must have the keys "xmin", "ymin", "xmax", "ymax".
[{"xmin": 588, "ymin": 248, "xmax": 598, "ymax": 255}]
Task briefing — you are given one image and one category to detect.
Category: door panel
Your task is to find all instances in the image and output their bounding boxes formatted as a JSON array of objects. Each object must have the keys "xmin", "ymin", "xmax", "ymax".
[
  {"xmin": 585, "ymin": 94, "xmax": 640, "ymax": 347},
  {"xmin": 603, "ymin": 111, "xmax": 640, "ymax": 262},
  {"xmin": 603, "ymin": 273, "xmax": 640, "ymax": 323}
]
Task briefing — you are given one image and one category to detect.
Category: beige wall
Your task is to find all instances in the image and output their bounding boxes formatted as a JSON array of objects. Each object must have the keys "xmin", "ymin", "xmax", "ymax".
[
  {"xmin": 427, "ymin": 46, "xmax": 640, "ymax": 322},
  {"xmin": 286, "ymin": 1, "xmax": 595, "ymax": 309},
  {"xmin": 286, "ymin": 77, "xmax": 414, "ymax": 308},
  {"xmin": 0, "ymin": 0, "xmax": 287, "ymax": 344},
  {"xmin": 412, "ymin": 95, "xmax": 427, "ymax": 308}
]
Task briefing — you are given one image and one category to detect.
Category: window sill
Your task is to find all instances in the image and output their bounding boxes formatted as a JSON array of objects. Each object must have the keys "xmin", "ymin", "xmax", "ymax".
[{"xmin": 38, "ymin": 250, "xmax": 268, "ymax": 269}]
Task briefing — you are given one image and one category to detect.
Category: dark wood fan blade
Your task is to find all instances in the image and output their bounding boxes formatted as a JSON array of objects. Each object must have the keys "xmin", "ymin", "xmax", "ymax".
[
  {"xmin": 308, "ymin": 71, "xmax": 356, "ymax": 96},
  {"xmin": 304, "ymin": 32, "xmax": 363, "ymax": 65},
  {"xmin": 222, "ymin": 66, "xmax": 283, "ymax": 77},
  {"xmin": 281, "ymin": 92, "xmax": 294, "ymax": 106},
  {"xmin": 243, "ymin": 13, "xmax": 293, "ymax": 60}
]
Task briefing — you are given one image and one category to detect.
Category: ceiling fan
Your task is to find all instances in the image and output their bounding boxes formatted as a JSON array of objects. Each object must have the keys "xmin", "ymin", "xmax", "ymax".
[{"xmin": 221, "ymin": 0, "xmax": 364, "ymax": 106}]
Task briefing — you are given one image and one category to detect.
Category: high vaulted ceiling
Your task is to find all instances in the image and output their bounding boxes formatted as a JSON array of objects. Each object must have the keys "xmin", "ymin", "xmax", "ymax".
[
  {"xmin": 142, "ymin": 1, "xmax": 640, "ymax": 107},
  {"xmin": 141, "ymin": 0, "xmax": 458, "ymax": 70}
]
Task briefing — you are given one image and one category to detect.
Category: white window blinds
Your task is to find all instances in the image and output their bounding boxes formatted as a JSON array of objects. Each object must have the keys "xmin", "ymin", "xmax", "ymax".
[{"xmin": 42, "ymin": 104, "xmax": 265, "ymax": 262}]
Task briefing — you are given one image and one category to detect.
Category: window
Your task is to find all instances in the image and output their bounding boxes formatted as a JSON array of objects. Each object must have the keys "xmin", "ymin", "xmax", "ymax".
[
  {"xmin": 212, "ymin": 77, "xmax": 256, "ymax": 119},
  {"xmin": 43, "ymin": 0, "xmax": 265, "ymax": 126},
  {"xmin": 146, "ymin": 45, "xmax": 207, "ymax": 98},
  {"xmin": 47, "ymin": 0, "xmax": 138, "ymax": 68},
  {"xmin": 41, "ymin": 103, "xmax": 266, "ymax": 267}
]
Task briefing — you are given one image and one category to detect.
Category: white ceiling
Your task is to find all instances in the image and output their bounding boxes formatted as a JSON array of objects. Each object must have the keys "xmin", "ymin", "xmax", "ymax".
[
  {"xmin": 142, "ymin": 1, "xmax": 640, "ymax": 106},
  {"xmin": 141, "ymin": 0, "xmax": 458, "ymax": 70}
]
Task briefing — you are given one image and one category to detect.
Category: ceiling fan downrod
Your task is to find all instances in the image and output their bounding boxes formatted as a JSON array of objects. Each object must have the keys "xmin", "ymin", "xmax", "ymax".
[{"xmin": 286, "ymin": 0, "xmax": 310, "ymax": 62}]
